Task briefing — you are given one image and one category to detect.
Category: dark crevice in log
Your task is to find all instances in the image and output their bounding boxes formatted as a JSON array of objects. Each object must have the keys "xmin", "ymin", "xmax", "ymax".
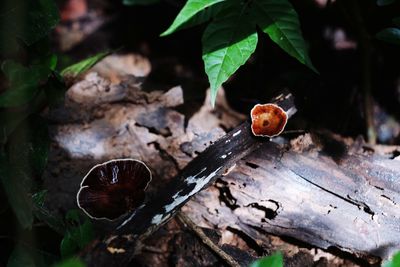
[
  {"xmin": 245, "ymin": 202, "xmax": 278, "ymax": 220},
  {"xmin": 389, "ymin": 150, "xmax": 400, "ymax": 159},
  {"xmin": 216, "ymin": 179, "xmax": 240, "ymax": 210},
  {"xmin": 136, "ymin": 122, "xmax": 172, "ymax": 137},
  {"xmin": 147, "ymin": 141, "xmax": 180, "ymax": 171},
  {"xmin": 312, "ymin": 132, "xmax": 348, "ymax": 162},
  {"xmin": 249, "ymin": 224, "xmax": 379, "ymax": 266},
  {"xmin": 325, "ymin": 246, "xmax": 379, "ymax": 267},
  {"xmin": 226, "ymin": 227, "xmax": 265, "ymax": 256},
  {"xmin": 245, "ymin": 161, "xmax": 259, "ymax": 169}
]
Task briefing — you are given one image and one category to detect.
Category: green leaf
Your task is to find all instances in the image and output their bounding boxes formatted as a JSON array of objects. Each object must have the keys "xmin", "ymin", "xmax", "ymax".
[
  {"xmin": 0, "ymin": 0, "xmax": 60, "ymax": 52},
  {"xmin": 60, "ymin": 234, "xmax": 79, "ymax": 259},
  {"xmin": 123, "ymin": 0, "xmax": 160, "ymax": 5},
  {"xmin": 249, "ymin": 252, "xmax": 283, "ymax": 267},
  {"xmin": 161, "ymin": 0, "xmax": 225, "ymax": 36},
  {"xmin": 53, "ymin": 258, "xmax": 86, "ymax": 267},
  {"xmin": 383, "ymin": 251, "xmax": 400, "ymax": 267},
  {"xmin": 7, "ymin": 245, "xmax": 36, "ymax": 267},
  {"xmin": 0, "ymin": 152, "xmax": 33, "ymax": 229},
  {"xmin": 60, "ymin": 51, "xmax": 110, "ymax": 78},
  {"xmin": 202, "ymin": 0, "xmax": 258, "ymax": 106},
  {"xmin": 0, "ymin": 59, "xmax": 53, "ymax": 108},
  {"xmin": 178, "ymin": 2, "xmax": 224, "ymax": 32},
  {"xmin": 253, "ymin": 0, "xmax": 317, "ymax": 73},
  {"xmin": 376, "ymin": 27, "xmax": 400, "ymax": 45},
  {"xmin": 60, "ymin": 210, "xmax": 95, "ymax": 258},
  {"xmin": 377, "ymin": 0, "xmax": 395, "ymax": 6},
  {"xmin": 0, "ymin": 63, "xmax": 41, "ymax": 107},
  {"xmin": 47, "ymin": 54, "xmax": 58, "ymax": 71}
]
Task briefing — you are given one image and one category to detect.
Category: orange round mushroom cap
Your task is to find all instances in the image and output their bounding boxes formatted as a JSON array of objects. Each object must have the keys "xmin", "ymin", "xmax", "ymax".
[{"xmin": 250, "ymin": 103, "xmax": 288, "ymax": 137}]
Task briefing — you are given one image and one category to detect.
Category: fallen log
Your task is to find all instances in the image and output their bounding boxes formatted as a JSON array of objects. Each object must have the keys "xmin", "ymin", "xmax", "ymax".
[
  {"xmin": 185, "ymin": 133, "xmax": 400, "ymax": 264},
  {"xmin": 46, "ymin": 66, "xmax": 400, "ymax": 266},
  {"xmin": 79, "ymin": 90, "xmax": 296, "ymax": 266}
]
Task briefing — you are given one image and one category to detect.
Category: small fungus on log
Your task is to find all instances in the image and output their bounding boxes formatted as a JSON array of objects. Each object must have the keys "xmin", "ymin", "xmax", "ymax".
[{"xmin": 250, "ymin": 103, "xmax": 288, "ymax": 137}]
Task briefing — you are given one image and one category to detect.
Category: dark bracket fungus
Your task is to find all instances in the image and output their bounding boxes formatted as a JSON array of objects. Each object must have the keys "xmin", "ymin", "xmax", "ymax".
[
  {"xmin": 250, "ymin": 103, "xmax": 288, "ymax": 137},
  {"xmin": 77, "ymin": 159, "xmax": 152, "ymax": 220}
]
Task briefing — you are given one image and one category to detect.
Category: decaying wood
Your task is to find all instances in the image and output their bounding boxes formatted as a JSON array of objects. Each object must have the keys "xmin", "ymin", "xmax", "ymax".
[
  {"xmin": 185, "ymin": 133, "xmax": 400, "ymax": 263},
  {"xmin": 79, "ymin": 91, "xmax": 296, "ymax": 266},
  {"xmin": 46, "ymin": 55, "xmax": 400, "ymax": 267}
]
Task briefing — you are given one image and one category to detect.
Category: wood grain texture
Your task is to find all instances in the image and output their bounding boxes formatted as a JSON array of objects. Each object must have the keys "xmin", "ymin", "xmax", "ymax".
[{"xmin": 184, "ymin": 135, "xmax": 400, "ymax": 263}]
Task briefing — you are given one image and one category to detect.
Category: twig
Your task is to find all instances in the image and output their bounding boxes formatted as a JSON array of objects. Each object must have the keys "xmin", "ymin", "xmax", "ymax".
[
  {"xmin": 142, "ymin": 245, "xmax": 166, "ymax": 254},
  {"xmin": 177, "ymin": 212, "xmax": 241, "ymax": 267}
]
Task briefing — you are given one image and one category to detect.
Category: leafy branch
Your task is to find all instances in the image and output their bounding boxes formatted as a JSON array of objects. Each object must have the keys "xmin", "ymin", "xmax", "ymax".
[{"xmin": 159, "ymin": 0, "xmax": 317, "ymax": 105}]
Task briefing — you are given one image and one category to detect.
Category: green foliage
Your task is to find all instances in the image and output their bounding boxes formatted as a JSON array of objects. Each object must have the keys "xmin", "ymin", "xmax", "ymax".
[
  {"xmin": 178, "ymin": 2, "xmax": 224, "ymax": 32},
  {"xmin": 0, "ymin": 59, "xmax": 54, "ymax": 107},
  {"xmin": 161, "ymin": 0, "xmax": 316, "ymax": 106},
  {"xmin": 123, "ymin": 0, "xmax": 160, "ymax": 5},
  {"xmin": 0, "ymin": 151, "xmax": 34, "ymax": 229},
  {"xmin": 0, "ymin": 0, "xmax": 59, "ymax": 53},
  {"xmin": 0, "ymin": 0, "xmax": 100, "ymax": 264},
  {"xmin": 382, "ymin": 252, "xmax": 400, "ymax": 267},
  {"xmin": 60, "ymin": 210, "xmax": 95, "ymax": 259},
  {"xmin": 249, "ymin": 252, "xmax": 283, "ymax": 267},
  {"xmin": 161, "ymin": 0, "xmax": 225, "ymax": 36},
  {"xmin": 53, "ymin": 258, "xmax": 86, "ymax": 267},
  {"xmin": 253, "ymin": 0, "xmax": 317, "ymax": 73},
  {"xmin": 60, "ymin": 51, "xmax": 110, "ymax": 78},
  {"xmin": 376, "ymin": 28, "xmax": 400, "ymax": 45},
  {"xmin": 0, "ymin": 115, "xmax": 51, "ymax": 229},
  {"xmin": 202, "ymin": 1, "xmax": 258, "ymax": 105}
]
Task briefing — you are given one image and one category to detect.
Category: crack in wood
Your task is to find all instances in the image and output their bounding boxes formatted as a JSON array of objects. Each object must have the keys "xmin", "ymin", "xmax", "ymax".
[
  {"xmin": 288, "ymin": 168, "xmax": 375, "ymax": 219},
  {"xmin": 380, "ymin": 195, "xmax": 397, "ymax": 205}
]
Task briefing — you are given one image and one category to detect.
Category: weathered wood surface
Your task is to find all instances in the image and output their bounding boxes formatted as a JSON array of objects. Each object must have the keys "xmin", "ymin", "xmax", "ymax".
[
  {"xmin": 45, "ymin": 57, "xmax": 400, "ymax": 266},
  {"xmin": 185, "ymin": 134, "xmax": 400, "ymax": 262}
]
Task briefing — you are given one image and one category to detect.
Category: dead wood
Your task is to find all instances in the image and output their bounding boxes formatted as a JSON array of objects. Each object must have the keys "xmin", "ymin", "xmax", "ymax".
[
  {"xmin": 184, "ymin": 133, "xmax": 400, "ymax": 264},
  {"xmin": 77, "ymin": 89, "xmax": 296, "ymax": 266},
  {"xmin": 45, "ymin": 56, "xmax": 400, "ymax": 267}
]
